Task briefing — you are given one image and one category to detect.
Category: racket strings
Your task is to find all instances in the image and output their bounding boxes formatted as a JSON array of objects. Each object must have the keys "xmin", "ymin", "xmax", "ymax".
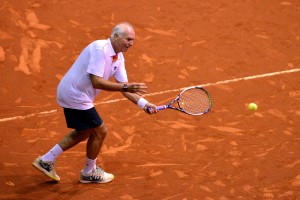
[{"xmin": 179, "ymin": 88, "xmax": 211, "ymax": 114}]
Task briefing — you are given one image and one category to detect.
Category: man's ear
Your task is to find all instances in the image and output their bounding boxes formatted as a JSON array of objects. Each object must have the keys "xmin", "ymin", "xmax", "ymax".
[{"xmin": 113, "ymin": 33, "xmax": 119, "ymax": 40}]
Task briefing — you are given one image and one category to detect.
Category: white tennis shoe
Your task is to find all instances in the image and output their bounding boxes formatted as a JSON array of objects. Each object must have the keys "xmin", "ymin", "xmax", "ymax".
[
  {"xmin": 32, "ymin": 156, "xmax": 60, "ymax": 181},
  {"xmin": 79, "ymin": 166, "xmax": 114, "ymax": 184}
]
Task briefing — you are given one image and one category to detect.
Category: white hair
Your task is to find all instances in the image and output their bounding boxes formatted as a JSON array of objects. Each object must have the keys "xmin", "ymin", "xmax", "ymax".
[{"xmin": 110, "ymin": 22, "xmax": 133, "ymax": 38}]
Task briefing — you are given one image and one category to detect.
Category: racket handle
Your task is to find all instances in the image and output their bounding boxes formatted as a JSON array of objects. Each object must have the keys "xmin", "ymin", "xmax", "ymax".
[
  {"xmin": 157, "ymin": 105, "xmax": 167, "ymax": 110},
  {"xmin": 146, "ymin": 105, "xmax": 167, "ymax": 113}
]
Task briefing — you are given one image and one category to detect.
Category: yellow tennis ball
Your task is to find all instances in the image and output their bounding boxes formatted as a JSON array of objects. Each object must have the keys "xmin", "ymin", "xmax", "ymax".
[{"xmin": 248, "ymin": 103, "xmax": 258, "ymax": 111}]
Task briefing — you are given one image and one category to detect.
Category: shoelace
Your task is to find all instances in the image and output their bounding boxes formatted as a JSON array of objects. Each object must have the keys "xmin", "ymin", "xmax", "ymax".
[
  {"xmin": 90, "ymin": 166, "xmax": 105, "ymax": 180},
  {"xmin": 92, "ymin": 169, "xmax": 104, "ymax": 180}
]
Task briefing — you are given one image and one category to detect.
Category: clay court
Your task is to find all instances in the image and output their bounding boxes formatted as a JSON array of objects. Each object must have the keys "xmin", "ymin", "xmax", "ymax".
[{"xmin": 1, "ymin": 0, "xmax": 300, "ymax": 199}]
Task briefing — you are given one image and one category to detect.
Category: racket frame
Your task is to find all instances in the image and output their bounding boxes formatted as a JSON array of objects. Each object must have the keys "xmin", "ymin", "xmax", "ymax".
[{"xmin": 157, "ymin": 86, "xmax": 212, "ymax": 115}]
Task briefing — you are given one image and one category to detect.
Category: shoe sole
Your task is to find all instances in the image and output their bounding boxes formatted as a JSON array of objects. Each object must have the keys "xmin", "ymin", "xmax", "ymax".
[
  {"xmin": 79, "ymin": 175, "xmax": 114, "ymax": 184},
  {"xmin": 32, "ymin": 161, "xmax": 60, "ymax": 182}
]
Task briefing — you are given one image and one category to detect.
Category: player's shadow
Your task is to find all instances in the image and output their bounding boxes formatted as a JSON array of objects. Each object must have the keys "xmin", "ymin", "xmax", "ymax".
[{"xmin": 4, "ymin": 174, "xmax": 83, "ymax": 200}]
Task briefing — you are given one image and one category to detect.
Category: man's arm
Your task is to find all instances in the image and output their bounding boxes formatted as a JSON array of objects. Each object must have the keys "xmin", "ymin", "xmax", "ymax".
[
  {"xmin": 121, "ymin": 89, "xmax": 158, "ymax": 114},
  {"xmin": 90, "ymin": 74, "xmax": 147, "ymax": 93},
  {"xmin": 90, "ymin": 74, "xmax": 157, "ymax": 113},
  {"xmin": 117, "ymin": 81, "xmax": 158, "ymax": 114}
]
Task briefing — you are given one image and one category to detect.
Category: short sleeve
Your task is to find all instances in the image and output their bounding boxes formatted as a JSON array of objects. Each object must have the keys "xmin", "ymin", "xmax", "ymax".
[
  {"xmin": 86, "ymin": 48, "xmax": 106, "ymax": 77},
  {"xmin": 114, "ymin": 61, "xmax": 128, "ymax": 82}
]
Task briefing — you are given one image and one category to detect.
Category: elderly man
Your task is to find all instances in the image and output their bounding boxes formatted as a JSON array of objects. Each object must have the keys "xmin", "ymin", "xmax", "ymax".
[{"xmin": 32, "ymin": 22, "xmax": 157, "ymax": 184}]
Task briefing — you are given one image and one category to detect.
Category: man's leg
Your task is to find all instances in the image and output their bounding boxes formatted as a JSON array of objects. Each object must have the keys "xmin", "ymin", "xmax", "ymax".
[
  {"xmin": 32, "ymin": 129, "xmax": 92, "ymax": 181},
  {"xmin": 86, "ymin": 123, "xmax": 107, "ymax": 159},
  {"xmin": 58, "ymin": 129, "xmax": 92, "ymax": 151},
  {"xmin": 80, "ymin": 123, "xmax": 114, "ymax": 183},
  {"xmin": 40, "ymin": 129, "xmax": 92, "ymax": 162},
  {"xmin": 82, "ymin": 123, "xmax": 107, "ymax": 174}
]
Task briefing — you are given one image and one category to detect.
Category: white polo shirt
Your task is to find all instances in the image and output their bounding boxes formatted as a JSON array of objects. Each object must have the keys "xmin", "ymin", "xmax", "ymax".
[{"xmin": 57, "ymin": 39, "xmax": 128, "ymax": 110}]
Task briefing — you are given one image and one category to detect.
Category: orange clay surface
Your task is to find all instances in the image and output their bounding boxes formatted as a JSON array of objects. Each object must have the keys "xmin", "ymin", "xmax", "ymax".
[{"xmin": 0, "ymin": 0, "xmax": 300, "ymax": 199}]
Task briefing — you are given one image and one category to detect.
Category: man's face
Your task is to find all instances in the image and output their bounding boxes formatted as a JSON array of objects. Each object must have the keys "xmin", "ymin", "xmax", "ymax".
[{"xmin": 113, "ymin": 28, "xmax": 135, "ymax": 53}]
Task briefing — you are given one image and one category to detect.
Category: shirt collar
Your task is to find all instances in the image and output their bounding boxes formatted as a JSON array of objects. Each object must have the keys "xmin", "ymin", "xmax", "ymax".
[{"xmin": 108, "ymin": 38, "xmax": 118, "ymax": 61}]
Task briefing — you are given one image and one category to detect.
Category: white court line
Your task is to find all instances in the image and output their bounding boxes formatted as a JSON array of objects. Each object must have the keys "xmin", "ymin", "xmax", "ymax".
[
  {"xmin": 0, "ymin": 68, "xmax": 299, "ymax": 123},
  {"xmin": 0, "ymin": 109, "xmax": 57, "ymax": 123}
]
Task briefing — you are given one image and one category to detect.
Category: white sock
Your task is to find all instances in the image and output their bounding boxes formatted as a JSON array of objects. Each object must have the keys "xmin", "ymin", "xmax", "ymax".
[
  {"xmin": 42, "ymin": 144, "xmax": 63, "ymax": 162},
  {"xmin": 82, "ymin": 157, "xmax": 97, "ymax": 174}
]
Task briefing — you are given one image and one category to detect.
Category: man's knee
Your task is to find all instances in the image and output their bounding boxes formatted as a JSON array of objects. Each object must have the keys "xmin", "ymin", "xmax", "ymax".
[{"xmin": 92, "ymin": 123, "xmax": 108, "ymax": 138}]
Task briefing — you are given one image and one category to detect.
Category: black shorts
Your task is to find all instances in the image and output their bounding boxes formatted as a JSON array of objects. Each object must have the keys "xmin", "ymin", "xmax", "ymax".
[{"xmin": 63, "ymin": 107, "xmax": 103, "ymax": 131}]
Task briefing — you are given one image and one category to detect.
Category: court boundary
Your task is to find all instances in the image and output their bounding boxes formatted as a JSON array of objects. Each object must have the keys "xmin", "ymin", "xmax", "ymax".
[{"xmin": 1, "ymin": 68, "xmax": 299, "ymax": 123}]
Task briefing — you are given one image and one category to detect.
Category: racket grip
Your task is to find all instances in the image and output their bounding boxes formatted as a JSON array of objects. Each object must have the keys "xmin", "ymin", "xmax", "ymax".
[
  {"xmin": 157, "ymin": 105, "xmax": 167, "ymax": 110},
  {"xmin": 146, "ymin": 105, "xmax": 167, "ymax": 113}
]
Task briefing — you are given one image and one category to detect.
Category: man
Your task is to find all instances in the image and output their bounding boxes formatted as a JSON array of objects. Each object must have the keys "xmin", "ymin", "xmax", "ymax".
[{"xmin": 32, "ymin": 22, "xmax": 158, "ymax": 184}]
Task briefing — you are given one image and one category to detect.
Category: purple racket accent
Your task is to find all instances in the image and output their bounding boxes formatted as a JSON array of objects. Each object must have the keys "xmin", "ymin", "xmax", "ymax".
[
  {"xmin": 157, "ymin": 105, "xmax": 167, "ymax": 110},
  {"xmin": 146, "ymin": 105, "xmax": 166, "ymax": 113}
]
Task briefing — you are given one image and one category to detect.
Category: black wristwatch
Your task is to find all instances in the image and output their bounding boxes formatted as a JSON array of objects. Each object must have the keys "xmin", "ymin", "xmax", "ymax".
[{"xmin": 122, "ymin": 83, "xmax": 128, "ymax": 92}]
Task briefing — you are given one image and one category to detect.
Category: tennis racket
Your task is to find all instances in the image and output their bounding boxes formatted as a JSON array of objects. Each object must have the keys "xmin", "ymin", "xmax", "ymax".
[{"xmin": 148, "ymin": 86, "xmax": 212, "ymax": 115}]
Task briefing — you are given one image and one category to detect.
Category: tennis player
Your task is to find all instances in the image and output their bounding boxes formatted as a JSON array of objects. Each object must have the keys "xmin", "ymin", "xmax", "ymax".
[{"xmin": 32, "ymin": 22, "xmax": 158, "ymax": 183}]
